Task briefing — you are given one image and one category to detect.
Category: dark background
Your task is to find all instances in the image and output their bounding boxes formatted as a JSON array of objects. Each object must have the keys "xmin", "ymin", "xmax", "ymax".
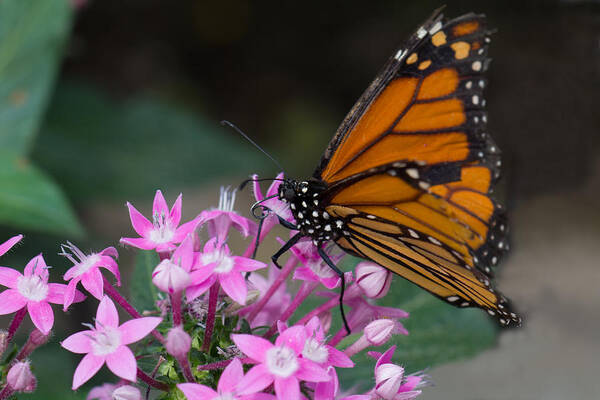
[{"xmin": 1, "ymin": 0, "xmax": 598, "ymax": 399}]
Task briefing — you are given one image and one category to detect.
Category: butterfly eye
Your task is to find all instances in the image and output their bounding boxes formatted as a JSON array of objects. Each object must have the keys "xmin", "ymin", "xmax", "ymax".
[{"xmin": 283, "ymin": 187, "xmax": 296, "ymax": 201}]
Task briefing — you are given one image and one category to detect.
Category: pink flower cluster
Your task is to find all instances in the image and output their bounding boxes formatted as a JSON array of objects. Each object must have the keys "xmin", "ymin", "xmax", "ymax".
[{"xmin": 0, "ymin": 177, "xmax": 427, "ymax": 400}]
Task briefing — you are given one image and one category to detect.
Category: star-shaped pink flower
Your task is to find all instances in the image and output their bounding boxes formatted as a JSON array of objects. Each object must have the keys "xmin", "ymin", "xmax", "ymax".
[
  {"xmin": 120, "ymin": 190, "xmax": 200, "ymax": 253},
  {"xmin": 178, "ymin": 358, "xmax": 276, "ymax": 400},
  {"xmin": 60, "ymin": 241, "xmax": 120, "ymax": 311},
  {"xmin": 0, "ymin": 254, "xmax": 84, "ymax": 334},
  {"xmin": 232, "ymin": 326, "xmax": 330, "ymax": 400},
  {"xmin": 61, "ymin": 296, "xmax": 162, "ymax": 389}
]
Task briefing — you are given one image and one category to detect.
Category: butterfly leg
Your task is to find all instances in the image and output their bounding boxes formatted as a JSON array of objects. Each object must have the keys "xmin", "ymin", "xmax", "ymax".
[
  {"xmin": 271, "ymin": 232, "xmax": 302, "ymax": 270},
  {"xmin": 316, "ymin": 247, "xmax": 351, "ymax": 335}
]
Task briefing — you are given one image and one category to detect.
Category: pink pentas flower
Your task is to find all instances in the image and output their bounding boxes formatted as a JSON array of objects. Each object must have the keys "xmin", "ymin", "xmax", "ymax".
[
  {"xmin": 87, "ymin": 383, "xmax": 117, "ymax": 400},
  {"xmin": 289, "ymin": 239, "xmax": 345, "ymax": 289},
  {"xmin": 120, "ymin": 190, "xmax": 200, "ymax": 253},
  {"xmin": 196, "ymin": 187, "xmax": 256, "ymax": 244},
  {"xmin": 0, "ymin": 234, "xmax": 22, "ymax": 257},
  {"xmin": 152, "ymin": 234, "xmax": 195, "ymax": 293},
  {"xmin": 0, "ymin": 254, "xmax": 85, "ymax": 334},
  {"xmin": 300, "ymin": 317, "xmax": 353, "ymax": 369},
  {"xmin": 177, "ymin": 358, "xmax": 275, "ymax": 400},
  {"xmin": 61, "ymin": 296, "xmax": 162, "ymax": 389},
  {"xmin": 232, "ymin": 326, "xmax": 331, "ymax": 400},
  {"xmin": 252, "ymin": 173, "xmax": 294, "ymax": 242},
  {"xmin": 60, "ymin": 241, "xmax": 120, "ymax": 311},
  {"xmin": 187, "ymin": 238, "xmax": 266, "ymax": 305}
]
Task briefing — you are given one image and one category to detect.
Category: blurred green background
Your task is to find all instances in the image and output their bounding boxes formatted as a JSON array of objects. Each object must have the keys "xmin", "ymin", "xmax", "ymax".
[{"xmin": 0, "ymin": 0, "xmax": 597, "ymax": 399}]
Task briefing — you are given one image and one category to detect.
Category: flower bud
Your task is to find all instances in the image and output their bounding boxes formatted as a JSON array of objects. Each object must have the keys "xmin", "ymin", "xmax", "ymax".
[
  {"xmin": 7, "ymin": 361, "xmax": 36, "ymax": 393},
  {"xmin": 356, "ymin": 262, "xmax": 392, "ymax": 299},
  {"xmin": 152, "ymin": 259, "xmax": 190, "ymax": 293},
  {"xmin": 165, "ymin": 326, "xmax": 191, "ymax": 358},
  {"xmin": 375, "ymin": 362, "xmax": 405, "ymax": 400},
  {"xmin": 112, "ymin": 385, "xmax": 141, "ymax": 400},
  {"xmin": 364, "ymin": 319, "xmax": 396, "ymax": 346}
]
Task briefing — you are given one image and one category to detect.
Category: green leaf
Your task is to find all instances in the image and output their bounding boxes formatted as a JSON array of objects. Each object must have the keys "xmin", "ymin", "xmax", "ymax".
[
  {"xmin": 0, "ymin": 152, "xmax": 83, "ymax": 236},
  {"xmin": 34, "ymin": 82, "xmax": 270, "ymax": 202},
  {"xmin": 130, "ymin": 249, "xmax": 160, "ymax": 312},
  {"xmin": 0, "ymin": 0, "xmax": 72, "ymax": 155}
]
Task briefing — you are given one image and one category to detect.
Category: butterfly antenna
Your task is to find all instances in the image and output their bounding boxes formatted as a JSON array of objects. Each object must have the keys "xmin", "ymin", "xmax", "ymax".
[{"xmin": 221, "ymin": 120, "xmax": 285, "ymax": 173}]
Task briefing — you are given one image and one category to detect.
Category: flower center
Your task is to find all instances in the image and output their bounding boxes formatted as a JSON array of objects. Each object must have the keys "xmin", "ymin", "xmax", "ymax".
[
  {"xmin": 73, "ymin": 254, "xmax": 101, "ymax": 277},
  {"xmin": 149, "ymin": 212, "xmax": 175, "ymax": 244},
  {"xmin": 202, "ymin": 250, "xmax": 234, "ymax": 274},
  {"xmin": 17, "ymin": 276, "xmax": 48, "ymax": 302},
  {"xmin": 302, "ymin": 337, "xmax": 329, "ymax": 364},
  {"xmin": 91, "ymin": 327, "xmax": 121, "ymax": 356},
  {"xmin": 265, "ymin": 345, "xmax": 298, "ymax": 378}
]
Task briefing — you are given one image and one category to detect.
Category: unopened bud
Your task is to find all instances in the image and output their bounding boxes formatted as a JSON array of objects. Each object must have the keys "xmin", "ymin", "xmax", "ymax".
[
  {"xmin": 112, "ymin": 385, "xmax": 141, "ymax": 400},
  {"xmin": 364, "ymin": 319, "xmax": 396, "ymax": 346},
  {"xmin": 152, "ymin": 260, "xmax": 190, "ymax": 293},
  {"xmin": 7, "ymin": 361, "xmax": 36, "ymax": 392},
  {"xmin": 356, "ymin": 262, "xmax": 392, "ymax": 299},
  {"xmin": 165, "ymin": 326, "xmax": 191, "ymax": 358}
]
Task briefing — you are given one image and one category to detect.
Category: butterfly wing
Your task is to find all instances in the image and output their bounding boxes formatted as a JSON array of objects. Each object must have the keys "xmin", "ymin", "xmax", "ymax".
[{"xmin": 315, "ymin": 11, "xmax": 520, "ymax": 326}]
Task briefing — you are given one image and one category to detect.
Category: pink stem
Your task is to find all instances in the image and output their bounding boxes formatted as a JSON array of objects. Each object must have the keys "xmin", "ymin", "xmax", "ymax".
[
  {"xmin": 297, "ymin": 296, "xmax": 339, "ymax": 326},
  {"xmin": 170, "ymin": 293, "xmax": 183, "ymax": 326},
  {"xmin": 137, "ymin": 367, "xmax": 169, "ymax": 391},
  {"xmin": 102, "ymin": 276, "xmax": 165, "ymax": 344},
  {"xmin": 247, "ymin": 257, "xmax": 298, "ymax": 323},
  {"xmin": 0, "ymin": 385, "xmax": 14, "ymax": 400},
  {"xmin": 177, "ymin": 356, "xmax": 195, "ymax": 382},
  {"xmin": 263, "ymin": 281, "xmax": 317, "ymax": 338},
  {"xmin": 202, "ymin": 284, "xmax": 219, "ymax": 352},
  {"xmin": 197, "ymin": 357, "xmax": 253, "ymax": 371},
  {"xmin": 15, "ymin": 329, "xmax": 49, "ymax": 362},
  {"xmin": 6, "ymin": 308, "xmax": 26, "ymax": 345}
]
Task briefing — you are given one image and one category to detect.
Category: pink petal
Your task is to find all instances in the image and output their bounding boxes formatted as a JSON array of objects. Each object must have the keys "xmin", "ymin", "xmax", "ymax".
[
  {"xmin": 119, "ymin": 317, "xmax": 162, "ymax": 345},
  {"xmin": 99, "ymin": 246, "xmax": 119, "ymax": 259},
  {"xmin": 231, "ymin": 334, "xmax": 273, "ymax": 363},
  {"xmin": 236, "ymin": 364, "xmax": 273, "ymax": 395},
  {"xmin": 233, "ymin": 257, "xmax": 266, "ymax": 272},
  {"xmin": 81, "ymin": 268, "xmax": 104, "ymax": 300},
  {"xmin": 177, "ymin": 383, "xmax": 217, "ymax": 399},
  {"xmin": 153, "ymin": 190, "xmax": 169, "ymax": 217},
  {"xmin": 274, "ymin": 376, "xmax": 300, "ymax": 400},
  {"xmin": 219, "ymin": 272, "xmax": 247, "ymax": 305},
  {"xmin": 172, "ymin": 234, "xmax": 194, "ymax": 272},
  {"xmin": 172, "ymin": 217, "xmax": 201, "ymax": 243},
  {"xmin": 275, "ymin": 326, "xmax": 306, "ymax": 354},
  {"xmin": 63, "ymin": 264, "xmax": 78, "ymax": 281},
  {"xmin": 328, "ymin": 346, "xmax": 354, "ymax": 368},
  {"xmin": 0, "ymin": 267, "xmax": 22, "ymax": 289},
  {"xmin": 189, "ymin": 264, "xmax": 216, "ymax": 284},
  {"xmin": 119, "ymin": 237, "xmax": 156, "ymax": 250},
  {"xmin": 106, "ymin": 346, "xmax": 137, "ymax": 381},
  {"xmin": 185, "ymin": 276, "xmax": 215, "ymax": 301},
  {"xmin": 0, "ymin": 289, "xmax": 26, "ymax": 314},
  {"xmin": 99, "ymin": 256, "xmax": 121, "ymax": 285},
  {"xmin": 72, "ymin": 353, "xmax": 105, "ymax": 389},
  {"xmin": 315, "ymin": 367, "xmax": 339, "ymax": 400},
  {"xmin": 61, "ymin": 279, "xmax": 78, "ymax": 311},
  {"xmin": 126, "ymin": 202, "xmax": 153, "ymax": 237},
  {"xmin": 218, "ymin": 358, "xmax": 244, "ymax": 394},
  {"xmin": 252, "ymin": 174, "xmax": 264, "ymax": 201},
  {"xmin": 296, "ymin": 359, "xmax": 330, "ymax": 382},
  {"xmin": 376, "ymin": 346, "xmax": 396, "ymax": 369},
  {"xmin": 169, "ymin": 194, "xmax": 183, "ymax": 227},
  {"xmin": 0, "ymin": 234, "xmax": 22, "ymax": 257},
  {"xmin": 24, "ymin": 254, "xmax": 48, "ymax": 281},
  {"xmin": 400, "ymin": 376, "xmax": 422, "ymax": 392},
  {"xmin": 27, "ymin": 301, "xmax": 54, "ymax": 334},
  {"xmin": 267, "ymin": 172, "xmax": 285, "ymax": 197},
  {"xmin": 228, "ymin": 213, "xmax": 255, "ymax": 238},
  {"xmin": 96, "ymin": 296, "xmax": 119, "ymax": 328},
  {"xmin": 47, "ymin": 282, "xmax": 85, "ymax": 305},
  {"xmin": 61, "ymin": 330, "xmax": 93, "ymax": 354}
]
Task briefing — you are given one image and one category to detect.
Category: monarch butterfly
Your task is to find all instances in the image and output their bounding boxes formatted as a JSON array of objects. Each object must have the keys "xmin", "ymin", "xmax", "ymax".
[{"xmin": 256, "ymin": 9, "xmax": 521, "ymax": 331}]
